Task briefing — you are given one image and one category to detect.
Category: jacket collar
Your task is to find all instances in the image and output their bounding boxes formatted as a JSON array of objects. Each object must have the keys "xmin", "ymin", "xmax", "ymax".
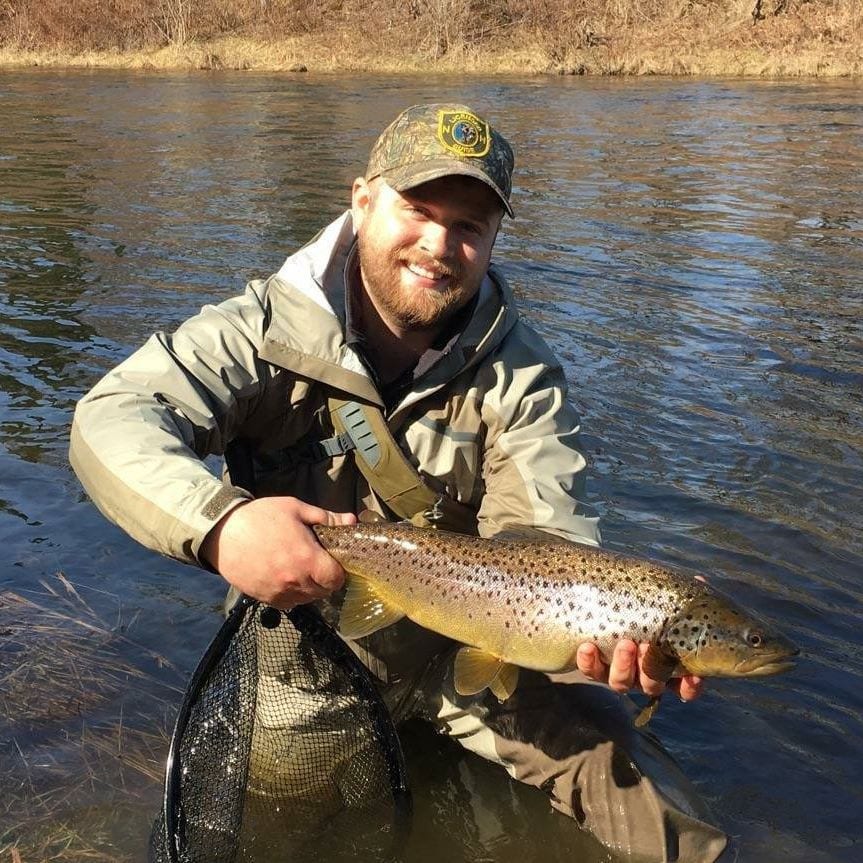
[{"xmin": 259, "ymin": 212, "xmax": 519, "ymax": 411}]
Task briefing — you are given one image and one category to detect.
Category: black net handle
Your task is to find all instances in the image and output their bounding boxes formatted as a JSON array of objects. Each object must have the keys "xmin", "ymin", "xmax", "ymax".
[
  {"xmin": 163, "ymin": 594, "xmax": 256, "ymax": 862},
  {"xmin": 162, "ymin": 597, "xmax": 413, "ymax": 863}
]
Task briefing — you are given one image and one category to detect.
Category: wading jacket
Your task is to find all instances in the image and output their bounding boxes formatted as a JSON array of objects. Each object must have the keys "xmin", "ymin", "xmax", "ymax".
[{"xmin": 70, "ymin": 213, "xmax": 601, "ymax": 575}]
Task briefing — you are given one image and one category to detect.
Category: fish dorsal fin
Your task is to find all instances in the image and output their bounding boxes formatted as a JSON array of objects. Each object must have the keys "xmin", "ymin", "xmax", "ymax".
[
  {"xmin": 358, "ymin": 509, "xmax": 387, "ymax": 524},
  {"xmin": 492, "ymin": 524, "xmax": 570, "ymax": 544},
  {"xmin": 338, "ymin": 575, "xmax": 405, "ymax": 639},
  {"xmin": 454, "ymin": 646, "xmax": 519, "ymax": 701}
]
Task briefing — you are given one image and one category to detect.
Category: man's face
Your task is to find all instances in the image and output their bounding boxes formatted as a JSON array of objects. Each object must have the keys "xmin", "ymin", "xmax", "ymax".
[{"xmin": 351, "ymin": 175, "xmax": 503, "ymax": 332}]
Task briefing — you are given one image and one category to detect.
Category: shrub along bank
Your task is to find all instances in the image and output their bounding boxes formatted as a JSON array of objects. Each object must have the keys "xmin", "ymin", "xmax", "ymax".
[{"xmin": 0, "ymin": 0, "xmax": 860, "ymax": 76}]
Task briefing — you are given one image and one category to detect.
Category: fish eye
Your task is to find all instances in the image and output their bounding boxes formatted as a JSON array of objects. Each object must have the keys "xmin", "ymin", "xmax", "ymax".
[{"xmin": 747, "ymin": 632, "xmax": 764, "ymax": 648}]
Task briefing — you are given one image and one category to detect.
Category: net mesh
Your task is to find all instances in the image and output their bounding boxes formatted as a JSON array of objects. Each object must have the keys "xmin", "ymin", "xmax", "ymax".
[{"xmin": 149, "ymin": 599, "xmax": 410, "ymax": 863}]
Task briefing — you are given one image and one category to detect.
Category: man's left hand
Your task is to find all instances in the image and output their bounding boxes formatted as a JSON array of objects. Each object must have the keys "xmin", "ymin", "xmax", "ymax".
[{"xmin": 576, "ymin": 640, "xmax": 705, "ymax": 702}]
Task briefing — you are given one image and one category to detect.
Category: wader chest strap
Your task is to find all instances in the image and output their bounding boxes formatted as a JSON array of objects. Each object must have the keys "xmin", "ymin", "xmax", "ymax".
[{"xmin": 328, "ymin": 397, "xmax": 477, "ymax": 534}]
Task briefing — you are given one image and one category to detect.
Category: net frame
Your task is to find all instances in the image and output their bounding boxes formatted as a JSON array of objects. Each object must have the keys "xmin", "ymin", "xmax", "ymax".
[{"xmin": 153, "ymin": 595, "xmax": 412, "ymax": 862}]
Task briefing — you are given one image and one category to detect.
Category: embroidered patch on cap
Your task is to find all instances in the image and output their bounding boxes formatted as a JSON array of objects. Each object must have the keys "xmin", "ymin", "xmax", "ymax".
[{"xmin": 438, "ymin": 110, "xmax": 491, "ymax": 158}]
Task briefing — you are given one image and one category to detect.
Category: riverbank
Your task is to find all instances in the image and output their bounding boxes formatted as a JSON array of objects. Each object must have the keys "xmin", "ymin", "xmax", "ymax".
[{"xmin": 1, "ymin": 1, "xmax": 861, "ymax": 77}]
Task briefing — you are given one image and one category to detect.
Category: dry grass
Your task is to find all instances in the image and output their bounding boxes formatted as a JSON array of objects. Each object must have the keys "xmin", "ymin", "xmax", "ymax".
[
  {"xmin": 0, "ymin": 0, "xmax": 860, "ymax": 75},
  {"xmin": 0, "ymin": 576, "xmax": 178, "ymax": 728},
  {"xmin": 0, "ymin": 575, "xmax": 181, "ymax": 862}
]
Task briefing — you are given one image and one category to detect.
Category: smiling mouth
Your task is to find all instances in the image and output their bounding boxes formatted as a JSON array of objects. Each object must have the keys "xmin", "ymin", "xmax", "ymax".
[{"xmin": 405, "ymin": 260, "xmax": 452, "ymax": 283}]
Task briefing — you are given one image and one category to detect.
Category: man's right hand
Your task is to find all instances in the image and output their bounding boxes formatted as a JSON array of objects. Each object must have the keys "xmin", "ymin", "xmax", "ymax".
[{"xmin": 200, "ymin": 496, "xmax": 357, "ymax": 609}]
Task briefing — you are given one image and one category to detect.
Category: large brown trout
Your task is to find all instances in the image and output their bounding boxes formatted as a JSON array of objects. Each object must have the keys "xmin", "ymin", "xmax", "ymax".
[{"xmin": 313, "ymin": 522, "xmax": 798, "ymax": 723}]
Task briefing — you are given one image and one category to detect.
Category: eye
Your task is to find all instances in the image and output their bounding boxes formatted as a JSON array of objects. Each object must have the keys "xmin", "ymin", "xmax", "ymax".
[{"xmin": 747, "ymin": 632, "xmax": 764, "ymax": 648}]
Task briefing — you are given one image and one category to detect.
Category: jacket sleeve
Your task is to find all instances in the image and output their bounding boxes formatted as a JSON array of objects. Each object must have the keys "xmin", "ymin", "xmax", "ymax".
[
  {"xmin": 69, "ymin": 279, "xmax": 277, "ymax": 566},
  {"xmin": 476, "ymin": 322, "xmax": 602, "ymax": 547}
]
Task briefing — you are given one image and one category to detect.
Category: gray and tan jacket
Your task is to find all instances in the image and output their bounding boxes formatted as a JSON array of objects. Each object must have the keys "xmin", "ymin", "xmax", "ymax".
[{"xmin": 69, "ymin": 212, "xmax": 600, "ymax": 571}]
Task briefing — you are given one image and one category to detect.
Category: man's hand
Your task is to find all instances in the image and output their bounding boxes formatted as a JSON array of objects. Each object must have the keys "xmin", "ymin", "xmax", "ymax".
[
  {"xmin": 200, "ymin": 496, "xmax": 357, "ymax": 609},
  {"xmin": 576, "ymin": 640, "xmax": 705, "ymax": 702}
]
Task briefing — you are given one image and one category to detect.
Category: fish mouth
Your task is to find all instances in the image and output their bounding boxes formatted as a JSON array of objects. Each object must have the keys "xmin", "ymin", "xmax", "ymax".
[{"xmin": 734, "ymin": 648, "xmax": 800, "ymax": 676}]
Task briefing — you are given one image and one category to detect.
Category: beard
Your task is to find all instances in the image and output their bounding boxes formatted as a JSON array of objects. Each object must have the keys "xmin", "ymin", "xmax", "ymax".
[{"xmin": 356, "ymin": 232, "xmax": 480, "ymax": 331}]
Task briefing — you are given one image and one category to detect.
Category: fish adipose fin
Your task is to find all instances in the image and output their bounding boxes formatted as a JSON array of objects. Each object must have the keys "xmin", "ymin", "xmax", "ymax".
[
  {"xmin": 454, "ymin": 646, "xmax": 519, "ymax": 701},
  {"xmin": 338, "ymin": 575, "xmax": 405, "ymax": 639}
]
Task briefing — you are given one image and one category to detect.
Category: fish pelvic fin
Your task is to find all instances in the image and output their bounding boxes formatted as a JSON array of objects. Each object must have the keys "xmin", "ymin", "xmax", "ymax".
[
  {"xmin": 338, "ymin": 575, "xmax": 405, "ymax": 639},
  {"xmin": 634, "ymin": 696, "xmax": 662, "ymax": 728},
  {"xmin": 454, "ymin": 646, "xmax": 519, "ymax": 702},
  {"xmin": 489, "ymin": 663, "xmax": 520, "ymax": 702}
]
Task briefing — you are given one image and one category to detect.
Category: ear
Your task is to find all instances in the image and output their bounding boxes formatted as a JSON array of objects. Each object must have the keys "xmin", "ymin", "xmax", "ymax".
[{"xmin": 351, "ymin": 176, "xmax": 373, "ymax": 231}]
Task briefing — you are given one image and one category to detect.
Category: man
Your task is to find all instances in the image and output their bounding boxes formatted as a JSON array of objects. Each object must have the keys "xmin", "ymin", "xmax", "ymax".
[{"xmin": 70, "ymin": 104, "xmax": 727, "ymax": 861}]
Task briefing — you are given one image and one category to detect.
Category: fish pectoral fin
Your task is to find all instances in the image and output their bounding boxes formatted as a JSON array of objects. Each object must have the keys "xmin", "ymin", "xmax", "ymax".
[
  {"xmin": 634, "ymin": 696, "xmax": 662, "ymax": 727},
  {"xmin": 640, "ymin": 643, "xmax": 678, "ymax": 683},
  {"xmin": 338, "ymin": 575, "xmax": 405, "ymax": 639},
  {"xmin": 634, "ymin": 645, "xmax": 677, "ymax": 727},
  {"xmin": 454, "ymin": 647, "xmax": 519, "ymax": 701}
]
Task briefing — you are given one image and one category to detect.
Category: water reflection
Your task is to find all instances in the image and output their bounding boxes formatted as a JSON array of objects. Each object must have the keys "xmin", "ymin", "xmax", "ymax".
[{"xmin": 0, "ymin": 72, "xmax": 861, "ymax": 862}]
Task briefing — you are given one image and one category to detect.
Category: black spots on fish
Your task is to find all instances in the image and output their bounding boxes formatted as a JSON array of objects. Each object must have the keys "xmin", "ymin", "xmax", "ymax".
[
  {"xmin": 642, "ymin": 626, "xmax": 649, "ymax": 635},
  {"xmin": 486, "ymin": 610, "xmax": 492, "ymax": 617},
  {"xmin": 566, "ymin": 621, "xmax": 572, "ymax": 629},
  {"xmin": 556, "ymin": 597, "xmax": 563, "ymax": 606},
  {"xmin": 569, "ymin": 601, "xmax": 576, "ymax": 611},
  {"xmin": 585, "ymin": 611, "xmax": 593, "ymax": 621},
  {"xmin": 504, "ymin": 621, "xmax": 511, "ymax": 629}
]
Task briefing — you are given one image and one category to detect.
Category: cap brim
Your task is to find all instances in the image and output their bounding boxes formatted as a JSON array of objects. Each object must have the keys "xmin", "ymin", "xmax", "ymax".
[{"xmin": 380, "ymin": 159, "xmax": 514, "ymax": 218}]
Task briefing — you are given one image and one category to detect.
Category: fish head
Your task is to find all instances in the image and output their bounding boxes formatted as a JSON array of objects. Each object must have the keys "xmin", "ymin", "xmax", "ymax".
[{"xmin": 664, "ymin": 595, "xmax": 799, "ymax": 678}]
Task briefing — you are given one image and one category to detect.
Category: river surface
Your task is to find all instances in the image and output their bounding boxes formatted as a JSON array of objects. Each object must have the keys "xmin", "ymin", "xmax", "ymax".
[{"xmin": 1, "ymin": 71, "xmax": 861, "ymax": 862}]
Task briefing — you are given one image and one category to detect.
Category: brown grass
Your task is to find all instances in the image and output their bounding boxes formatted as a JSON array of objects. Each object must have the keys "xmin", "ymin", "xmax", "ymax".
[
  {"xmin": 0, "ymin": 575, "xmax": 179, "ymax": 862},
  {"xmin": 0, "ymin": 0, "xmax": 860, "ymax": 75}
]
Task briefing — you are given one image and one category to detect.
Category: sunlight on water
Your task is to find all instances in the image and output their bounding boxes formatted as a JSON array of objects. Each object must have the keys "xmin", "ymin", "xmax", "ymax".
[{"xmin": 1, "ymin": 73, "xmax": 861, "ymax": 862}]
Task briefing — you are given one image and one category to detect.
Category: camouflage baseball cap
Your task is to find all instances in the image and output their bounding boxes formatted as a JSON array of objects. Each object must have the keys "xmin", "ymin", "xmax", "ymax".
[{"xmin": 366, "ymin": 104, "xmax": 515, "ymax": 217}]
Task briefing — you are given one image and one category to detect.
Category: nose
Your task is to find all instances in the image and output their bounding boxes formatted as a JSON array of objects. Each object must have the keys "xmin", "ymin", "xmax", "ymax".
[{"xmin": 418, "ymin": 220, "xmax": 454, "ymax": 260}]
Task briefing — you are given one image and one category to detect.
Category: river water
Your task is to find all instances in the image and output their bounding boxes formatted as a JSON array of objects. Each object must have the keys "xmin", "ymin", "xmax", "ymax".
[{"xmin": 1, "ymin": 71, "xmax": 861, "ymax": 862}]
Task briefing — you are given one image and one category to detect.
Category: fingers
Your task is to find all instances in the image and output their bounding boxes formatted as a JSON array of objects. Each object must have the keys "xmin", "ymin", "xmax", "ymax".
[
  {"xmin": 577, "ymin": 640, "xmax": 705, "ymax": 703},
  {"xmin": 668, "ymin": 674, "xmax": 704, "ymax": 702},
  {"xmin": 576, "ymin": 643, "xmax": 608, "ymax": 681},
  {"xmin": 293, "ymin": 498, "xmax": 357, "ymax": 527},
  {"xmin": 608, "ymin": 640, "xmax": 638, "ymax": 693}
]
